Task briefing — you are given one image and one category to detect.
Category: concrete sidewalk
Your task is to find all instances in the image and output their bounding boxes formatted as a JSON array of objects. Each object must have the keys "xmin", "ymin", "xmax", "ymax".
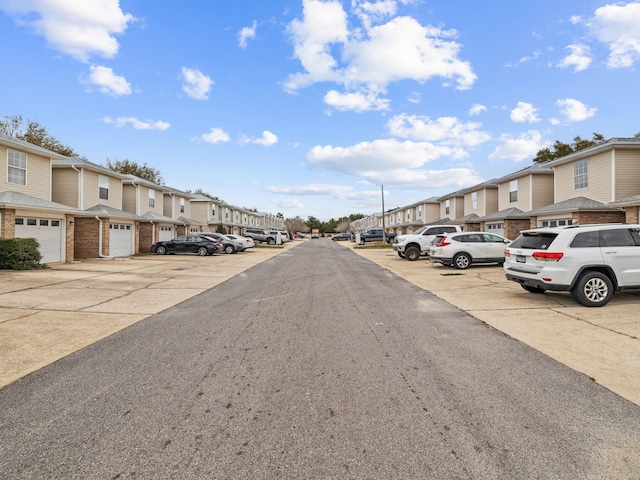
[
  {"xmin": 347, "ymin": 242, "xmax": 640, "ymax": 406},
  {"xmin": 2, "ymin": 238, "xmax": 639, "ymax": 408}
]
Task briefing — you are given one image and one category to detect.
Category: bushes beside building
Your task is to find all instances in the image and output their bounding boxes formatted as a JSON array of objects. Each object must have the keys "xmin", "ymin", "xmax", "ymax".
[{"xmin": 0, "ymin": 238, "xmax": 42, "ymax": 270}]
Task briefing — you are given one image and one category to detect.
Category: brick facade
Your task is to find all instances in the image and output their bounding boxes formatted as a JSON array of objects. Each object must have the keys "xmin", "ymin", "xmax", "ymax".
[
  {"xmin": 139, "ymin": 222, "xmax": 154, "ymax": 253},
  {"xmin": 624, "ymin": 206, "xmax": 639, "ymax": 224},
  {"xmin": 572, "ymin": 211, "xmax": 625, "ymax": 225},
  {"xmin": 74, "ymin": 217, "xmax": 110, "ymax": 259},
  {"xmin": 0, "ymin": 208, "xmax": 16, "ymax": 238},
  {"xmin": 504, "ymin": 219, "xmax": 531, "ymax": 240},
  {"xmin": 65, "ymin": 214, "xmax": 75, "ymax": 262}
]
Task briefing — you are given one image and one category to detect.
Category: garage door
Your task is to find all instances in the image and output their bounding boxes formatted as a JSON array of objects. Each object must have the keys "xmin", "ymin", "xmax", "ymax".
[
  {"xmin": 15, "ymin": 217, "xmax": 64, "ymax": 263},
  {"xmin": 110, "ymin": 223, "xmax": 133, "ymax": 257},
  {"xmin": 485, "ymin": 222, "xmax": 504, "ymax": 237},
  {"xmin": 159, "ymin": 225, "xmax": 173, "ymax": 242}
]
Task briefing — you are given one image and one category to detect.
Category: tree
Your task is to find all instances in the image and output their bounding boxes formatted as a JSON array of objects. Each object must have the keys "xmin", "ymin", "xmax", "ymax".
[
  {"xmin": 283, "ymin": 216, "xmax": 307, "ymax": 233},
  {"xmin": 106, "ymin": 158, "xmax": 164, "ymax": 184},
  {"xmin": 186, "ymin": 188, "xmax": 223, "ymax": 202},
  {"xmin": 0, "ymin": 114, "xmax": 77, "ymax": 156},
  {"xmin": 533, "ymin": 133, "xmax": 605, "ymax": 164}
]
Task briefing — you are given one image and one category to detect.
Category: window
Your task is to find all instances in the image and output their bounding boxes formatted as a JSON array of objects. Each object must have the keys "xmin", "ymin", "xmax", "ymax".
[
  {"xmin": 574, "ymin": 159, "xmax": 588, "ymax": 190},
  {"xmin": 51, "ymin": 220, "xmax": 60, "ymax": 227},
  {"xmin": 471, "ymin": 192, "xmax": 477, "ymax": 210},
  {"xmin": 39, "ymin": 220, "xmax": 49, "ymax": 226},
  {"xmin": 418, "ymin": 207, "xmax": 422, "ymax": 218},
  {"xmin": 180, "ymin": 198, "xmax": 185, "ymax": 213},
  {"xmin": 148, "ymin": 189, "xmax": 155, "ymax": 208},
  {"xmin": 509, "ymin": 180, "xmax": 518, "ymax": 203},
  {"xmin": 7, "ymin": 149, "xmax": 27, "ymax": 185},
  {"xmin": 212, "ymin": 206, "xmax": 216, "ymax": 217},
  {"xmin": 445, "ymin": 200, "xmax": 450, "ymax": 215},
  {"xmin": 27, "ymin": 218, "xmax": 37, "ymax": 226},
  {"xmin": 570, "ymin": 231, "xmax": 600, "ymax": 248},
  {"xmin": 600, "ymin": 229, "xmax": 636, "ymax": 247},
  {"xmin": 99, "ymin": 175, "xmax": 109, "ymax": 200}
]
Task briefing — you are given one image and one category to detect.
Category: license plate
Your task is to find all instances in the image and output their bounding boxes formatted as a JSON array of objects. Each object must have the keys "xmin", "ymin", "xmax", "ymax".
[{"xmin": 516, "ymin": 255, "xmax": 526, "ymax": 263}]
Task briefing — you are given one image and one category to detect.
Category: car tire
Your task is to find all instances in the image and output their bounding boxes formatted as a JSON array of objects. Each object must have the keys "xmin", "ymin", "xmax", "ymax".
[
  {"xmin": 521, "ymin": 285, "xmax": 545, "ymax": 294},
  {"xmin": 571, "ymin": 271, "xmax": 614, "ymax": 307},
  {"xmin": 223, "ymin": 244, "xmax": 235, "ymax": 254},
  {"xmin": 267, "ymin": 238, "xmax": 276, "ymax": 245},
  {"xmin": 405, "ymin": 246, "xmax": 421, "ymax": 261},
  {"xmin": 197, "ymin": 246, "xmax": 209, "ymax": 256},
  {"xmin": 397, "ymin": 251, "xmax": 405, "ymax": 258},
  {"xmin": 453, "ymin": 252, "xmax": 471, "ymax": 269},
  {"xmin": 155, "ymin": 245, "xmax": 167, "ymax": 255}
]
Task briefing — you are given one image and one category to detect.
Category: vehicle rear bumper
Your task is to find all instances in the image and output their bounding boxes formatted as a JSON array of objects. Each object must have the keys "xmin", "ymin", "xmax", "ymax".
[{"xmin": 505, "ymin": 270, "xmax": 570, "ymax": 291}]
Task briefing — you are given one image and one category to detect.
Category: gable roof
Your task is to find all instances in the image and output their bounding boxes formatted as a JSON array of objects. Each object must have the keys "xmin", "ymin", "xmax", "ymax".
[
  {"xmin": 0, "ymin": 133, "xmax": 70, "ymax": 160},
  {"xmin": 52, "ymin": 157, "xmax": 129, "ymax": 179},
  {"xmin": 479, "ymin": 207, "xmax": 528, "ymax": 222},
  {"xmin": 81, "ymin": 204, "xmax": 145, "ymax": 220}
]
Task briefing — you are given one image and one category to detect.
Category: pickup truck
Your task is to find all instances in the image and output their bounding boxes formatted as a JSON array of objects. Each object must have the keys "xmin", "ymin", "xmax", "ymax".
[
  {"xmin": 357, "ymin": 229, "xmax": 397, "ymax": 245},
  {"xmin": 392, "ymin": 224, "xmax": 461, "ymax": 261}
]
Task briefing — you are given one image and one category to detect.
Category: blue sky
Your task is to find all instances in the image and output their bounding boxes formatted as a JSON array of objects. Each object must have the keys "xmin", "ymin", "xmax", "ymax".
[{"xmin": 1, "ymin": 1, "xmax": 640, "ymax": 221}]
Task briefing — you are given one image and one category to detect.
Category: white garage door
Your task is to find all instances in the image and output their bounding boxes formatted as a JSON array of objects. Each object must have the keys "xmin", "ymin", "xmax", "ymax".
[
  {"xmin": 110, "ymin": 223, "xmax": 133, "ymax": 257},
  {"xmin": 15, "ymin": 217, "xmax": 64, "ymax": 263},
  {"xmin": 159, "ymin": 225, "xmax": 173, "ymax": 242},
  {"xmin": 485, "ymin": 222, "xmax": 504, "ymax": 237}
]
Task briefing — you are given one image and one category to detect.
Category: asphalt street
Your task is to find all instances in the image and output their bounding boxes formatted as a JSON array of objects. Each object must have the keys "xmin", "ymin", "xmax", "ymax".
[{"xmin": 1, "ymin": 239, "xmax": 639, "ymax": 479}]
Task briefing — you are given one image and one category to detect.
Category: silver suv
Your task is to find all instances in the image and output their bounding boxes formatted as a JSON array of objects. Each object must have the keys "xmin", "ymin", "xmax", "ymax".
[
  {"xmin": 504, "ymin": 224, "xmax": 640, "ymax": 307},
  {"xmin": 243, "ymin": 228, "xmax": 277, "ymax": 245},
  {"xmin": 393, "ymin": 224, "xmax": 462, "ymax": 261}
]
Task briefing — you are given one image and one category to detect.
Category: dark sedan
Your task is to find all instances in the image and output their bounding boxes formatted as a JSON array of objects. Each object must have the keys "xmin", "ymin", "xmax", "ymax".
[
  {"xmin": 332, "ymin": 233, "xmax": 353, "ymax": 241},
  {"xmin": 151, "ymin": 235, "xmax": 220, "ymax": 256}
]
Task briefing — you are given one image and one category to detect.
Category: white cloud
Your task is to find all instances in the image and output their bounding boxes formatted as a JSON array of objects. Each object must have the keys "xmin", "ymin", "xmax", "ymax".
[
  {"xmin": 469, "ymin": 103, "xmax": 486, "ymax": 116},
  {"xmin": 267, "ymin": 183, "xmax": 359, "ymax": 199},
  {"xmin": 557, "ymin": 44, "xmax": 592, "ymax": 72},
  {"xmin": 181, "ymin": 67, "xmax": 213, "ymax": 100},
  {"xmin": 386, "ymin": 114, "xmax": 491, "ymax": 147},
  {"xmin": 588, "ymin": 2, "xmax": 640, "ymax": 68},
  {"xmin": 489, "ymin": 131, "xmax": 547, "ymax": 162},
  {"xmin": 103, "ymin": 116, "xmax": 170, "ymax": 130},
  {"xmin": 239, "ymin": 20, "xmax": 257, "ymax": 48},
  {"xmin": 253, "ymin": 131, "xmax": 278, "ymax": 146},
  {"xmin": 324, "ymin": 89, "xmax": 390, "ymax": 111},
  {"xmin": 306, "ymin": 138, "xmax": 482, "ymax": 188},
  {"xmin": 200, "ymin": 128, "xmax": 230, "ymax": 144},
  {"xmin": 556, "ymin": 98, "xmax": 596, "ymax": 122},
  {"xmin": 82, "ymin": 65, "xmax": 132, "ymax": 96},
  {"xmin": 0, "ymin": 0, "xmax": 135, "ymax": 62},
  {"xmin": 285, "ymin": 0, "xmax": 476, "ymax": 111},
  {"xmin": 510, "ymin": 102, "xmax": 540, "ymax": 123},
  {"xmin": 272, "ymin": 198, "xmax": 305, "ymax": 208}
]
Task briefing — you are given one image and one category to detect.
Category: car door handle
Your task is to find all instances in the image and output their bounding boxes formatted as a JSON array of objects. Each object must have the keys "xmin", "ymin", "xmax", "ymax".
[{"xmin": 603, "ymin": 250, "xmax": 617, "ymax": 254}]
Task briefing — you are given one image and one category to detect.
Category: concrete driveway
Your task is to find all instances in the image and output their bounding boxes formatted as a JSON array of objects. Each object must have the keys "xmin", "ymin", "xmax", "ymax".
[{"xmin": 2, "ymin": 239, "xmax": 639, "ymax": 407}]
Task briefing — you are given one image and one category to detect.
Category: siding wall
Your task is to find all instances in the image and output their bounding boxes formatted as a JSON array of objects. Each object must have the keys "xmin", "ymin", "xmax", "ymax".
[
  {"xmin": 555, "ymin": 150, "xmax": 612, "ymax": 203},
  {"xmin": 0, "ymin": 145, "xmax": 51, "ymax": 200},
  {"xmin": 52, "ymin": 169, "xmax": 79, "ymax": 207},
  {"xmin": 614, "ymin": 148, "xmax": 640, "ymax": 201},
  {"xmin": 122, "ymin": 184, "xmax": 137, "ymax": 214},
  {"xmin": 82, "ymin": 170, "xmax": 123, "ymax": 210},
  {"xmin": 531, "ymin": 175, "xmax": 555, "ymax": 209}
]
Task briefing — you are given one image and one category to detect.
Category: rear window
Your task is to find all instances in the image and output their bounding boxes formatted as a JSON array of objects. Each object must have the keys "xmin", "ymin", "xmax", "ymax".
[
  {"xmin": 569, "ymin": 231, "xmax": 600, "ymax": 248},
  {"xmin": 509, "ymin": 232, "xmax": 557, "ymax": 250}
]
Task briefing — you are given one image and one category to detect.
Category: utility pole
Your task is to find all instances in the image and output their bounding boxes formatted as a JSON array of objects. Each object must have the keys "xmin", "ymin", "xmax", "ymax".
[{"xmin": 381, "ymin": 184, "xmax": 386, "ymax": 244}]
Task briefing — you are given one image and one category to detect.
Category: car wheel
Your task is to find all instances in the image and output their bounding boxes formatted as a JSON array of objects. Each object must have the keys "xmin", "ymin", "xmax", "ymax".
[
  {"xmin": 155, "ymin": 245, "xmax": 167, "ymax": 255},
  {"xmin": 197, "ymin": 246, "xmax": 209, "ymax": 256},
  {"xmin": 405, "ymin": 246, "xmax": 421, "ymax": 261},
  {"xmin": 267, "ymin": 238, "xmax": 276, "ymax": 245},
  {"xmin": 521, "ymin": 285, "xmax": 545, "ymax": 294},
  {"xmin": 224, "ymin": 244, "xmax": 235, "ymax": 254},
  {"xmin": 397, "ymin": 251, "xmax": 405, "ymax": 258},
  {"xmin": 571, "ymin": 271, "xmax": 614, "ymax": 307},
  {"xmin": 453, "ymin": 252, "xmax": 471, "ymax": 269}
]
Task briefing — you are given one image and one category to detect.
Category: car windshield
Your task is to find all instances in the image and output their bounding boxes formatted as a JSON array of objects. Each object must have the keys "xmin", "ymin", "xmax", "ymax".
[
  {"xmin": 413, "ymin": 226, "xmax": 428, "ymax": 235},
  {"xmin": 509, "ymin": 232, "xmax": 557, "ymax": 250}
]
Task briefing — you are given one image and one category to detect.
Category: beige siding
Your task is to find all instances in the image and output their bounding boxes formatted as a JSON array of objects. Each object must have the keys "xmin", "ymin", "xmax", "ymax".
[
  {"xmin": 485, "ymin": 188, "xmax": 498, "ymax": 214},
  {"xmin": 1, "ymin": 146, "xmax": 52, "ymax": 200},
  {"xmin": 190, "ymin": 201, "xmax": 209, "ymax": 223},
  {"xmin": 82, "ymin": 170, "xmax": 123, "ymax": 210},
  {"xmin": 122, "ymin": 185, "xmax": 137, "ymax": 214},
  {"xmin": 147, "ymin": 187, "xmax": 164, "ymax": 216},
  {"xmin": 555, "ymin": 151, "xmax": 612, "ymax": 203},
  {"xmin": 614, "ymin": 148, "xmax": 640, "ymax": 200},
  {"xmin": 531, "ymin": 174, "xmax": 554, "ymax": 209},
  {"xmin": 51, "ymin": 169, "xmax": 79, "ymax": 208}
]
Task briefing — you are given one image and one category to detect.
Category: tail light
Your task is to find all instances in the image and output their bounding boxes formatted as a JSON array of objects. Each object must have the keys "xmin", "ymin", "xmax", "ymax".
[
  {"xmin": 532, "ymin": 251, "xmax": 564, "ymax": 261},
  {"xmin": 435, "ymin": 239, "xmax": 450, "ymax": 247}
]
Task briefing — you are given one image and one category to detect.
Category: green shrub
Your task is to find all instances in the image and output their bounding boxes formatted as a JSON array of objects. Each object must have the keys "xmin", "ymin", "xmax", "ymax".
[{"xmin": 0, "ymin": 238, "xmax": 42, "ymax": 270}]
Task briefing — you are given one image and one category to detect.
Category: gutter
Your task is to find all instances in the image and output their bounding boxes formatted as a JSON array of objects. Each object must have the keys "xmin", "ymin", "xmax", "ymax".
[{"xmin": 95, "ymin": 216, "xmax": 109, "ymax": 258}]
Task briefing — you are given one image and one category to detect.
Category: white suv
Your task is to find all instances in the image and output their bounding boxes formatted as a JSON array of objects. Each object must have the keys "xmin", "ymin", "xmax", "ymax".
[
  {"xmin": 393, "ymin": 224, "xmax": 462, "ymax": 261},
  {"xmin": 504, "ymin": 224, "xmax": 640, "ymax": 307}
]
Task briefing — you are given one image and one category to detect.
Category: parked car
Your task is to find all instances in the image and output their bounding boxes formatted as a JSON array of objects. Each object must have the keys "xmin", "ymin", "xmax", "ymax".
[
  {"xmin": 393, "ymin": 224, "xmax": 462, "ymax": 260},
  {"xmin": 226, "ymin": 234, "xmax": 255, "ymax": 249},
  {"xmin": 430, "ymin": 232, "xmax": 511, "ymax": 269},
  {"xmin": 243, "ymin": 228, "xmax": 277, "ymax": 245},
  {"xmin": 504, "ymin": 224, "xmax": 640, "ymax": 307},
  {"xmin": 267, "ymin": 230, "xmax": 288, "ymax": 243},
  {"xmin": 332, "ymin": 233, "xmax": 353, "ymax": 241},
  {"xmin": 151, "ymin": 235, "xmax": 220, "ymax": 256},
  {"xmin": 195, "ymin": 233, "xmax": 243, "ymax": 254}
]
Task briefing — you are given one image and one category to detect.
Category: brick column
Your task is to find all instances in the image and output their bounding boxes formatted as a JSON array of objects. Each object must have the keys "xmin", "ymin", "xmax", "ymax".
[
  {"xmin": 65, "ymin": 214, "xmax": 75, "ymax": 262},
  {"xmin": 0, "ymin": 208, "xmax": 16, "ymax": 238}
]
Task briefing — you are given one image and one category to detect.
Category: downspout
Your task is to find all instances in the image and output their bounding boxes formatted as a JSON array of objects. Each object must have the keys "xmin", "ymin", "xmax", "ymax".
[
  {"xmin": 71, "ymin": 164, "xmax": 82, "ymax": 209},
  {"xmin": 95, "ymin": 216, "xmax": 108, "ymax": 258}
]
